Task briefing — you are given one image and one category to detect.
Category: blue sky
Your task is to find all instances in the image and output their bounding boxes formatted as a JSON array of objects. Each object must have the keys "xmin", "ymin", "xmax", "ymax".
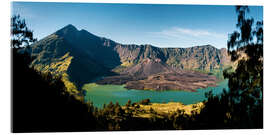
[{"xmin": 11, "ymin": 2, "xmax": 263, "ymax": 48}]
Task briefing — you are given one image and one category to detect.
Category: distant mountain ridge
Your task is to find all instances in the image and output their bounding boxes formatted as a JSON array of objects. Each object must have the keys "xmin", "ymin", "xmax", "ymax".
[
  {"xmin": 115, "ymin": 44, "xmax": 231, "ymax": 70},
  {"xmin": 27, "ymin": 24, "xmax": 231, "ymax": 91}
]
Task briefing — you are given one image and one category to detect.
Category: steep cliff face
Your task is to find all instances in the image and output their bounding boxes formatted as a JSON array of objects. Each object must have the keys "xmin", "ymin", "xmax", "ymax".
[
  {"xmin": 28, "ymin": 24, "xmax": 231, "ymax": 90},
  {"xmin": 115, "ymin": 44, "xmax": 231, "ymax": 71}
]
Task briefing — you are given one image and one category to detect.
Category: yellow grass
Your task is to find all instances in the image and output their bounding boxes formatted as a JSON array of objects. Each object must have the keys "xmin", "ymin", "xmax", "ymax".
[
  {"xmin": 139, "ymin": 102, "xmax": 204, "ymax": 116},
  {"xmin": 33, "ymin": 52, "xmax": 81, "ymax": 97},
  {"xmin": 121, "ymin": 61, "xmax": 133, "ymax": 67},
  {"xmin": 123, "ymin": 102, "xmax": 204, "ymax": 118}
]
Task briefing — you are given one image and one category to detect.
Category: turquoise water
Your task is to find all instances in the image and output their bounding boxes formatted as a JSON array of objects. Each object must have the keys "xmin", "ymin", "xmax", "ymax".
[{"xmin": 83, "ymin": 80, "xmax": 228, "ymax": 108}]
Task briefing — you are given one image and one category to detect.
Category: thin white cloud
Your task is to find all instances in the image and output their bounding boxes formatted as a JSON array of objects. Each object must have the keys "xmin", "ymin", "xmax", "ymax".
[
  {"xmin": 147, "ymin": 27, "xmax": 227, "ymax": 49},
  {"xmin": 151, "ymin": 27, "xmax": 226, "ymax": 39}
]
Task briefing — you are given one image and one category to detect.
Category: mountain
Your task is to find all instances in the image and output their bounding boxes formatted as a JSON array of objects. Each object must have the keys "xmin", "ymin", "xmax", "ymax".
[
  {"xmin": 28, "ymin": 24, "xmax": 120, "ymax": 93},
  {"xmin": 27, "ymin": 24, "xmax": 231, "ymax": 92}
]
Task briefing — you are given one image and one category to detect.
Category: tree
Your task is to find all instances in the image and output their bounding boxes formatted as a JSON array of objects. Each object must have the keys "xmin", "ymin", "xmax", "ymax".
[
  {"xmin": 139, "ymin": 99, "xmax": 150, "ymax": 105},
  {"xmin": 11, "ymin": 15, "xmax": 37, "ymax": 66},
  {"xmin": 191, "ymin": 6, "xmax": 263, "ymax": 129},
  {"xmin": 226, "ymin": 5, "xmax": 263, "ymax": 113},
  {"xmin": 11, "ymin": 15, "xmax": 37, "ymax": 49},
  {"xmin": 224, "ymin": 5, "xmax": 263, "ymax": 128},
  {"xmin": 126, "ymin": 99, "xmax": 131, "ymax": 107}
]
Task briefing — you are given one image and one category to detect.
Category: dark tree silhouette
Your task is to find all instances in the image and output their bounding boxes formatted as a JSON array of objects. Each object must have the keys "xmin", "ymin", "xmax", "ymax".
[
  {"xmin": 226, "ymin": 6, "xmax": 263, "ymax": 102},
  {"xmin": 11, "ymin": 15, "xmax": 37, "ymax": 49},
  {"xmin": 225, "ymin": 5, "xmax": 263, "ymax": 128},
  {"xmin": 191, "ymin": 6, "xmax": 263, "ymax": 129}
]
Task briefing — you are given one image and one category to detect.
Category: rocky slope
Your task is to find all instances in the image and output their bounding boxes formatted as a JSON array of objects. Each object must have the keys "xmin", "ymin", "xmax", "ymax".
[
  {"xmin": 27, "ymin": 24, "xmax": 231, "ymax": 91},
  {"xmin": 115, "ymin": 44, "xmax": 231, "ymax": 71},
  {"xmin": 97, "ymin": 58, "xmax": 217, "ymax": 91}
]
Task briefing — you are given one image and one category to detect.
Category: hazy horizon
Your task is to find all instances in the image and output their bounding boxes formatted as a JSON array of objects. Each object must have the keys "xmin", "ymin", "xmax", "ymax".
[{"xmin": 11, "ymin": 2, "xmax": 263, "ymax": 49}]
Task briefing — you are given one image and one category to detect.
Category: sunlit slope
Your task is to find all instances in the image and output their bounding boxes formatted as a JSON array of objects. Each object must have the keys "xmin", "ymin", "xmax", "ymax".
[{"xmin": 28, "ymin": 25, "xmax": 115, "ymax": 92}]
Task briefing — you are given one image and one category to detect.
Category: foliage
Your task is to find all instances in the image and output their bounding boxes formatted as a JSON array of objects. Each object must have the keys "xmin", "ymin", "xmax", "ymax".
[
  {"xmin": 12, "ymin": 48, "xmax": 98, "ymax": 132},
  {"xmin": 139, "ymin": 99, "xmax": 150, "ymax": 105},
  {"xmin": 226, "ymin": 6, "xmax": 263, "ymax": 105},
  {"xmin": 225, "ymin": 6, "xmax": 263, "ymax": 128},
  {"xmin": 11, "ymin": 15, "xmax": 37, "ymax": 48},
  {"xmin": 12, "ymin": 15, "xmax": 97, "ymax": 132},
  {"xmin": 192, "ymin": 6, "xmax": 263, "ymax": 129}
]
